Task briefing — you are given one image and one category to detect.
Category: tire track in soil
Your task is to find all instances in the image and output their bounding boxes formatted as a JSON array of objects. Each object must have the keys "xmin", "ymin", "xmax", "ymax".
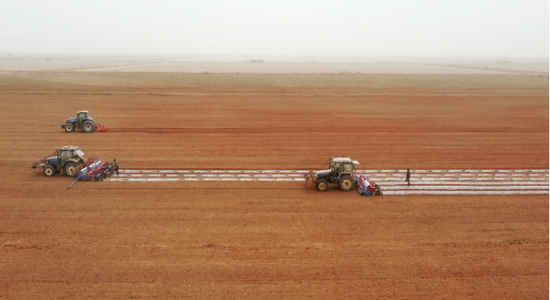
[{"xmin": 104, "ymin": 169, "xmax": 549, "ymax": 195}]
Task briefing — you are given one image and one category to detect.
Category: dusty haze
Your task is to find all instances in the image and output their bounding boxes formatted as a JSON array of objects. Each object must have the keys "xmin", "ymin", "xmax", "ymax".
[{"xmin": 1, "ymin": 0, "xmax": 548, "ymax": 58}]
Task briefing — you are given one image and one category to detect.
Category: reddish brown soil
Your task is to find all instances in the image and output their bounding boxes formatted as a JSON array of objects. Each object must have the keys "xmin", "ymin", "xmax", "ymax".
[{"xmin": 0, "ymin": 73, "xmax": 548, "ymax": 299}]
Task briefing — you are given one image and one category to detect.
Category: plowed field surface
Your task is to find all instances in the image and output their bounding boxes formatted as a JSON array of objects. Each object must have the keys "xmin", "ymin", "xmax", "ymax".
[{"xmin": 1, "ymin": 72, "xmax": 548, "ymax": 299}]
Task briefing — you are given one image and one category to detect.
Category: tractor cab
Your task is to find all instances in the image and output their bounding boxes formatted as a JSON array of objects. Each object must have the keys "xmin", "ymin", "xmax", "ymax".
[
  {"xmin": 77, "ymin": 111, "xmax": 89, "ymax": 122},
  {"xmin": 58, "ymin": 146, "xmax": 86, "ymax": 164},
  {"xmin": 65, "ymin": 111, "xmax": 91, "ymax": 125},
  {"xmin": 73, "ymin": 110, "xmax": 93, "ymax": 126},
  {"xmin": 329, "ymin": 157, "xmax": 359, "ymax": 179}
]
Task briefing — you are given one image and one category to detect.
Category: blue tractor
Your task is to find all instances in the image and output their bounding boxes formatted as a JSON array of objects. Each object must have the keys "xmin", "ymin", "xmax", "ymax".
[
  {"xmin": 61, "ymin": 111, "xmax": 97, "ymax": 133},
  {"xmin": 30, "ymin": 146, "xmax": 87, "ymax": 177}
]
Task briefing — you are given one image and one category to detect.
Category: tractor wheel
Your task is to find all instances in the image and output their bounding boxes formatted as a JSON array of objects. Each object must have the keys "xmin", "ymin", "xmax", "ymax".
[
  {"xmin": 338, "ymin": 175, "xmax": 355, "ymax": 192},
  {"xmin": 64, "ymin": 162, "xmax": 79, "ymax": 177},
  {"xmin": 43, "ymin": 166, "xmax": 55, "ymax": 177},
  {"xmin": 82, "ymin": 121, "xmax": 95, "ymax": 133},
  {"xmin": 316, "ymin": 179, "xmax": 329, "ymax": 192},
  {"xmin": 64, "ymin": 123, "xmax": 75, "ymax": 132}
]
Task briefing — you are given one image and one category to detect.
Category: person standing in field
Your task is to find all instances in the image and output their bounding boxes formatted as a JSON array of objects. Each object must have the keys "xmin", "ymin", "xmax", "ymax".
[
  {"xmin": 405, "ymin": 168, "xmax": 411, "ymax": 185},
  {"xmin": 114, "ymin": 159, "xmax": 119, "ymax": 175}
]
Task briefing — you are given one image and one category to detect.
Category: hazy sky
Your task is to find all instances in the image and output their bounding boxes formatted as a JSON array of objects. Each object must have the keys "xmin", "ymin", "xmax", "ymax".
[{"xmin": 1, "ymin": 0, "xmax": 548, "ymax": 57}]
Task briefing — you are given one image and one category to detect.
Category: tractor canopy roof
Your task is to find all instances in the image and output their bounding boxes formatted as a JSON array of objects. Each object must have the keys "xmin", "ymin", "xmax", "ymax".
[
  {"xmin": 58, "ymin": 146, "xmax": 85, "ymax": 157},
  {"xmin": 77, "ymin": 110, "xmax": 89, "ymax": 114},
  {"xmin": 331, "ymin": 157, "xmax": 360, "ymax": 165},
  {"xmin": 59, "ymin": 145, "xmax": 80, "ymax": 151}
]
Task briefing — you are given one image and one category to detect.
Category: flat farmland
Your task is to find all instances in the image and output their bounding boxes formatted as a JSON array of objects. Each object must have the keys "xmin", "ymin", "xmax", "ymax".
[{"xmin": 0, "ymin": 71, "xmax": 548, "ymax": 299}]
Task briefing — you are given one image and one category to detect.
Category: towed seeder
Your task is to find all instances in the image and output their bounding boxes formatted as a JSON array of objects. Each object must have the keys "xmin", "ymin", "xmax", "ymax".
[
  {"xmin": 96, "ymin": 123, "xmax": 108, "ymax": 132},
  {"xmin": 356, "ymin": 174, "xmax": 383, "ymax": 196},
  {"xmin": 68, "ymin": 159, "xmax": 119, "ymax": 189}
]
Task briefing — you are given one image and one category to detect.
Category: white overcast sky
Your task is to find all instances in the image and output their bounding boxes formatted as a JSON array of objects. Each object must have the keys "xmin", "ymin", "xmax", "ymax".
[{"xmin": 1, "ymin": 0, "xmax": 548, "ymax": 57}]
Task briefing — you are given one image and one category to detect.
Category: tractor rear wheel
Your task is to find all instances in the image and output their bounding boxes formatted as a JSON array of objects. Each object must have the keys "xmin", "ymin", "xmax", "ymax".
[
  {"xmin": 316, "ymin": 179, "xmax": 329, "ymax": 192},
  {"xmin": 64, "ymin": 162, "xmax": 79, "ymax": 177},
  {"xmin": 43, "ymin": 166, "xmax": 55, "ymax": 177},
  {"xmin": 339, "ymin": 175, "xmax": 355, "ymax": 192},
  {"xmin": 82, "ymin": 121, "xmax": 95, "ymax": 133},
  {"xmin": 64, "ymin": 123, "xmax": 75, "ymax": 132}
]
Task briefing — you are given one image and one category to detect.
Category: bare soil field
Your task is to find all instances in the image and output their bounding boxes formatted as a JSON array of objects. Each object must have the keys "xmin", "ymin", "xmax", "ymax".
[{"xmin": 0, "ymin": 71, "xmax": 548, "ymax": 299}]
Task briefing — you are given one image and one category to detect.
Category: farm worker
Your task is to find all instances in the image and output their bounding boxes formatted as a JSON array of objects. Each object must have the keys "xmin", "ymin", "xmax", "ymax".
[
  {"xmin": 405, "ymin": 168, "xmax": 411, "ymax": 185},
  {"xmin": 114, "ymin": 159, "xmax": 119, "ymax": 175},
  {"xmin": 360, "ymin": 176, "xmax": 374, "ymax": 195}
]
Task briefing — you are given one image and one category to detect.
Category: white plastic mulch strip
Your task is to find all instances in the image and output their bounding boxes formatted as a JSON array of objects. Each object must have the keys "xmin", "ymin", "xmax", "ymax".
[{"xmin": 106, "ymin": 169, "xmax": 549, "ymax": 195}]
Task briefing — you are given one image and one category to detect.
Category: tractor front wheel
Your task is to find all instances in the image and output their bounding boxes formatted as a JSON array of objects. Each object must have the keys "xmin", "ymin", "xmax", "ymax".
[
  {"xmin": 64, "ymin": 123, "xmax": 75, "ymax": 132},
  {"xmin": 316, "ymin": 179, "xmax": 329, "ymax": 192},
  {"xmin": 82, "ymin": 121, "xmax": 95, "ymax": 133},
  {"xmin": 64, "ymin": 162, "xmax": 79, "ymax": 177},
  {"xmin": 43, "ymin": 166, "xmax": 55, "ymax": 177},
  {"xmin": 339, "ymin": 175, "xmax": 355, "ymax": 192}
]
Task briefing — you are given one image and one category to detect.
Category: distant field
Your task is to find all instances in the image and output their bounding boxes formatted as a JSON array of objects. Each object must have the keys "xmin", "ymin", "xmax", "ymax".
[
  {"xmin": 0, "ymin": 55, "xmax": 547, "ymax": 75},
  {"xmin": 0, "ymin": 71, "xmax": 548, "ymax": 89}
]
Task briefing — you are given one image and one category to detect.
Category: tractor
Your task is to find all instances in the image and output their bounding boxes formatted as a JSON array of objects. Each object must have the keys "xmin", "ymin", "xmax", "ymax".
[
  {"xmin": 61, "ymin": 111, "xmax": 107, "ymax": 133},
  {"xmin": 305, "ymin": 157, "xmax": 360, "ymax": 192},
  {"xmin": 30, "ymin": 146, "xmax": 87, "ymax": 177}
]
